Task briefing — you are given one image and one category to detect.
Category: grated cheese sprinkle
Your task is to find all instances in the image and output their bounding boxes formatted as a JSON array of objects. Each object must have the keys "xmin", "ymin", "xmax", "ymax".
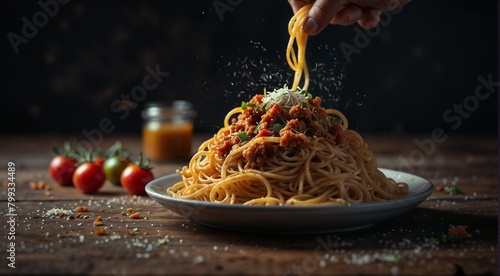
[
  {"xmin": 261, "ymin": 86, "xmax": 308, "ymax": 109},
  {"xmin": 44, "ymin": 208, "xmax": 73, "ymax": 217}
]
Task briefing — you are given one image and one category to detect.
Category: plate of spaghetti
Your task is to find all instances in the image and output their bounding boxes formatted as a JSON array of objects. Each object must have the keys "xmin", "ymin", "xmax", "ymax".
[
  {"xmin": 145, "ymin": 4, "xmax": 433, "ymax": 233},
  {"xmin": 147, "ymin": 169, "xmax": 432, "ymax": 233}
]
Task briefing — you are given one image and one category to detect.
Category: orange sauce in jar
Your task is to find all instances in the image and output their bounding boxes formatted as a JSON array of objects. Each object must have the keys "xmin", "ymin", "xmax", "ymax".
[
  {"xmin": 142, "ymin": 101, "xmax": 195, "ymax": 162},
  {"xmin": 142, "ymin": 122, "xmax": 193, "ymax": 161}
]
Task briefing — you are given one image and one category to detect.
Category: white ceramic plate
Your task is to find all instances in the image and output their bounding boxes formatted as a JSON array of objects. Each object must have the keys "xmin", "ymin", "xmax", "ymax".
[{"xmin": 146, "ymin": 168, "xmax": 433, "ymax": 234}]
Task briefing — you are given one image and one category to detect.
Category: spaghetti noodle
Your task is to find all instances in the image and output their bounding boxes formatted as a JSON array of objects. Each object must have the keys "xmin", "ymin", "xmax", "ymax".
[
  {"xmin": 287, "ymin": 4, "xmax": 311, "ymax": 91},
  {"xmin": 167, "ymin": 5, "xmax": 408, "ymax": 206}
]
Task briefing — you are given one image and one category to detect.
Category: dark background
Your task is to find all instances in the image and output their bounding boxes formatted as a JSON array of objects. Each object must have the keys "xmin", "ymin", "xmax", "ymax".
[{"xmin": 1, "ymin": 0, "xmax": 498, "ymax": 137}]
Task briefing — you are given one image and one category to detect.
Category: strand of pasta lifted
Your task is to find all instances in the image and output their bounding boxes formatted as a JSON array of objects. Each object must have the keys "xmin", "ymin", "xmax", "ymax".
[{"xmin": 167, "ymin": 4, "xmax": 408, "ymax": 206}]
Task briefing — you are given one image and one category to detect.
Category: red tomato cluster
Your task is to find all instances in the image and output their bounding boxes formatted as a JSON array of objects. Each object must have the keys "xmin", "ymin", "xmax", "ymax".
[{"xmin": 48, "ymin": 141, "xmax": 154, "ymax": 195}]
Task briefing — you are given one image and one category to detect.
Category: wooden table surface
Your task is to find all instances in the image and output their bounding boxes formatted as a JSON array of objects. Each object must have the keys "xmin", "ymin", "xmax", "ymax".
[{"xmin": 0, "ymin": 133, "xmax": 497, "ymax": 275}]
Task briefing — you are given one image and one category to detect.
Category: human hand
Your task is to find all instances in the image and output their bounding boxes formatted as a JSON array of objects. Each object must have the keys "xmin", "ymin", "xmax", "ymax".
[{"xmin": 288, "ymin": 0, "xmax": 411, "ymax": 35}]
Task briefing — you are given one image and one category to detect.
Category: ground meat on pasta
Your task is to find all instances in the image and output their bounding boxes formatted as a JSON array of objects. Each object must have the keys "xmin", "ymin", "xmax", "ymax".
[{"xmin": 215, "ymin": 94, "xmax": 345, "ymax": 168}]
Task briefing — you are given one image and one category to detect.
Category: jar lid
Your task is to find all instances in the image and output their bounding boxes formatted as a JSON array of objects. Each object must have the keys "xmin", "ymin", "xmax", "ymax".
[{"xmin": 142, "ymin": 101, "xmax": 196, "ymax": 120}]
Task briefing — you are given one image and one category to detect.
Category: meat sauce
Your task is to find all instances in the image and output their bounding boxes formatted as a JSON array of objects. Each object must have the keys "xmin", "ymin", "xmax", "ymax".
[{"xmin": 216, "ymin": 94, "xmax": 347, "ymax": 168}]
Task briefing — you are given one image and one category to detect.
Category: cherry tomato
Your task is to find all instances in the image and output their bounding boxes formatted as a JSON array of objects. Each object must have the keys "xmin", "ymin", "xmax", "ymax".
[
  {"xmin": 121, "ymin": 164, "xmax": 154, "ymax": 195},
  {"xmin": 73, "ymin": 162, "xmax": 106, "ymax": 194},
  {"xmin": 49, "ymin": 156, "xmax": 77, "ymax": 186},
  {"xmin": 94, "ymin": 156, "xmax": 106, "ymax": 167},
  {"xmin": 103, "ymin": 156, "xmax": 130, "ymax": 186}
]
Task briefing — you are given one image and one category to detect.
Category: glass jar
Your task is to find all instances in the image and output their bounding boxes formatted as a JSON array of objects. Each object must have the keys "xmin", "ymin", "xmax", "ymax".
[{"xmin": 142, "ymin": 101, "xmax": 196, "ymax": 162}]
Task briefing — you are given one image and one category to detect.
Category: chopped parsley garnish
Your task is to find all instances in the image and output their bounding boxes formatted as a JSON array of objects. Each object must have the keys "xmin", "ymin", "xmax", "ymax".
[
  {"xmin": 273, "ymin": 123, "xmax": 285, "ymax": 133},
  {"xmin": 233, "ymin": 132, "xmax": 249, "ymax": 142},
  {"xmin": 377, "ymin": 253, "xmax": 401, "ymax": 263},
  {"xmin": 241, "ymin": 101, "xmax": 257, "ymax": 110},
  {"xmin": 329, "ymin": 117, "xmax": 341, "ymax": 125},
  {"xmin": 444, "ymin": 186, "xmax": 465, "ymax": 195},
  {"xmin": 426, "ymin": 234, "xmax": 462, "ymax": 245}
]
